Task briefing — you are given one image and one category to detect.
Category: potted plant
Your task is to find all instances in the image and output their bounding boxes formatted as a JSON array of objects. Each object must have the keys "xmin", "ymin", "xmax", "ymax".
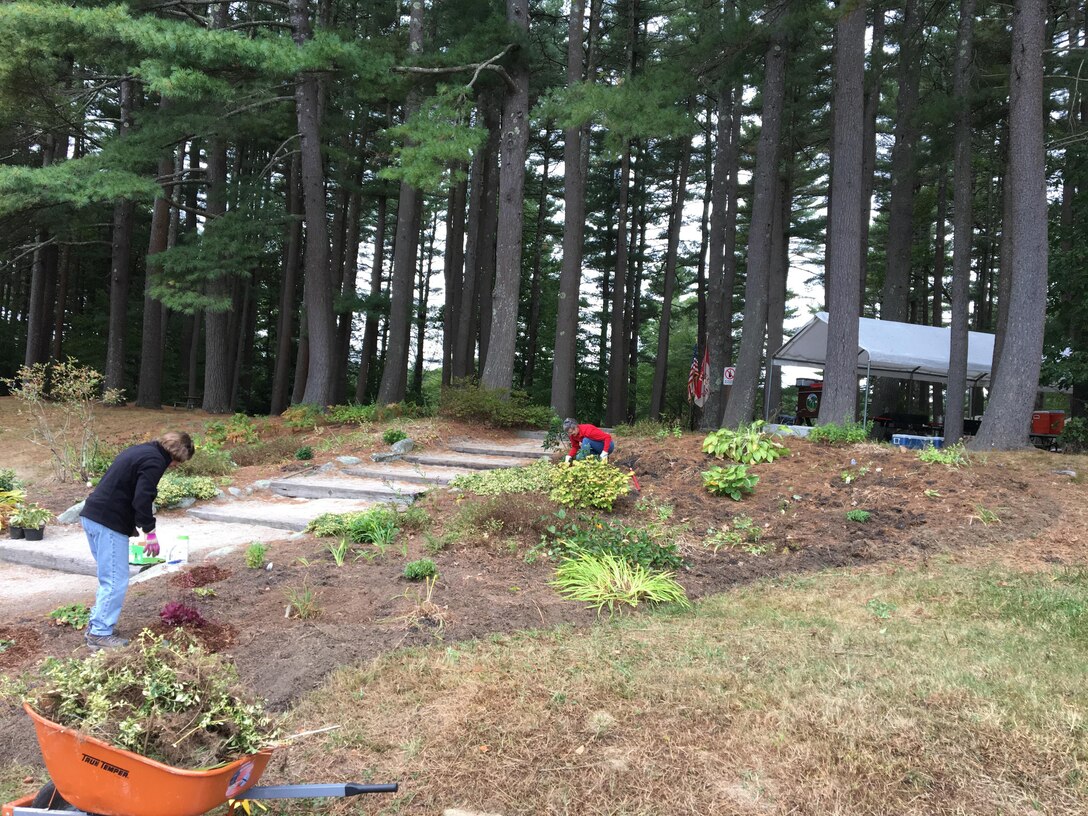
[
  {"xmin": 11, "ymin": 504, "xmax": 52, "ymax": 541},
  {"xmin": 1, "ymin": 487, "xmax": 24, "ymax": 538}
]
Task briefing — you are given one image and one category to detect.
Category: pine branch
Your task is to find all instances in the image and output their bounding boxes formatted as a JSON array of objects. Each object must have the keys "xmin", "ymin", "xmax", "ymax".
[{"xmin": 392, "ymin": 44, "xmax": 519, "ymax": 93}]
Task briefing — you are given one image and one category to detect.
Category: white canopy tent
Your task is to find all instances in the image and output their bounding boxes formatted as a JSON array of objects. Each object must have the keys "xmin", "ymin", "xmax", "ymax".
[{"xmin": 769, "ymin": 312, "xmax": 996, "ymax": 422}]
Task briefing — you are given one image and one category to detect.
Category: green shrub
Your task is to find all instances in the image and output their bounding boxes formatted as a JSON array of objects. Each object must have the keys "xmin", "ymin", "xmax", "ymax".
[
  {"xmin": 49, "ymin": 603, "xmax": 90, "ymax": 630},
  {"xmin": 542, "ymin": 414, "xmax": 566, "ymax": 450},
  {"xmin": 917, "ymin": 442, "xmax": 968, "ymax": 467},
  {"xmin": 156, "ymin": 473, "xmax": 219, "ymax": 508},
  {"xmin": 0, "ymin": 468, "xmax": 19, "ymax": 492},
  {"xmin": 403, "ymin": 558, "xmax": 438, "ymax": 581},
  {"xmin": 439, "ymin": 380, "xmax": 553, "ymax": 428},
  {"xmin": 85, "ymin": 441, "xmax": 119, "ymax": 479},
  {"xmin": 328, "ymin": 403, "xmax": 377, "ymax": 424},
  {"xmin": 228, "ymin": 437, "xmax": 298, "ymax": 467},
  {"xmin": 451, "ymin": 459, "xmax": 553, "ymax": 496},
  {"xmin": 551, "ymin": 552, "xmax": 689, "ymax": 613},
  {"xmin": 702, "ymin": 421, "xmax": 789, "ymax": 464},
  {"xmin": 549, "ymin": 459, "xmax": 631, "ymax": 511},
  {"xmin": 383, "ymin": 428, "xmax": 408, "ymax": 445},
  {"xmin": 535, "ymin": 511, "xmax": 684, "ymax": 571},
  {"xmin": 245, "ymin": 541, "xmax": 267, "ymax": 568},
  {"xmin": 281, "ymin": 403, "xmax": 325, "ymax": 431},
  {"xmin": 295, "ymin": 446, "xmax": 314, "ymax": 461},
  {"xmin": 702, "ymin": 465, "xmax": 759, "ymax": 500},
  {"xmin": 1060, "ymin": 417, "xmax": 1088, "ymax": 454},
  {"xmin": 398, "ymin": 503, "xmax": 431, "ymax": 532},
  {"xmin": 846, "ymin": 509, "xmax": 872, "ymax": 523},
  {"xmin": 177, "ymin": 445, "xmax": 235, "ymax": 477},
  {"xmin": 307, "ymin": 507, "xmax": 400, "ymax": 548},
  {"xmin": 204, "ymin": 413, "xmax": 259, "ymax": 446},
  {"xmin": 807, "ymin": 420, "xmax": 873, "ymax": 445}
]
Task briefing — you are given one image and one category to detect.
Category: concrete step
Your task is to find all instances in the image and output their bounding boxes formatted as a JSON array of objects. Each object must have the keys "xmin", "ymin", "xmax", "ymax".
[
  {"xmin": 187, "ymin": 498, "xmax": 380, "ymax": 532},
  {"xmin": 402, "ymin": 453, "xmax": 541, "ymax": 471},
  {"xmin": 514, "ymin": 429, "xmax": 548, "ymax": 440},
  {"xmin": 342, "ymin": 464, "xmax": 476, "ymax": 485},
  {"xmin": 269, "ymin": 476, "xmax": 425, "ymax": 502},
  {"xmin": 448, "ymin": 441, "xmax": 550, "ymax": 459},
  {"xmin": 0, "ymin": 517, "xmax": 292, "ymax": 577}
]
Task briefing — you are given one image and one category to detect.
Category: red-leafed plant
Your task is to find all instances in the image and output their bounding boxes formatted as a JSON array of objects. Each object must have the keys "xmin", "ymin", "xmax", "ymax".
[{"xmin": 159, "ymin": 601, "xmax": 206, "ymax": 628}]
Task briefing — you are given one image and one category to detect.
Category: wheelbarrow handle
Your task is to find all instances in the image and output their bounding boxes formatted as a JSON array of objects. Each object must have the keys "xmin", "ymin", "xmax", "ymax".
[{"xmin": 243, "ymin": 782, "xmax": 398, "ymax": 799}]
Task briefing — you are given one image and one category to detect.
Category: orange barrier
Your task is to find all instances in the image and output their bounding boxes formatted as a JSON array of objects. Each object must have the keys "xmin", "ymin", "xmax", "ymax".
[{"xmin": 24, "ymin": 704, "xmax": 272, "ymax": 816}]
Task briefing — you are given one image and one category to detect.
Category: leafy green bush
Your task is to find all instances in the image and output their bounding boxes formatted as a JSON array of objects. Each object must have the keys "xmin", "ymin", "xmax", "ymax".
[
  {"xmin": 20, "ymin": 633, "xmax": 278, "ymax": 767},
  {"xmin": 245, "ymin": 541, "xmax": 267, "ymax": 568},
  {"xmin": 84, "ymin": 441, "xmax": 119, "ymax": 479},
  {"xmin": 0, "ymin": 469, "xmax": 19, "ymax": 492},
  {"xmin": 49, "ymin": 603, "xmax": 90, "ymax": 630},
  {"xmin": 451, "ymin": 459, "xmax": 553, "ymax": 496},
  {"xmin": 383, "ymin": 428, "xmax": 408, "ymax": 445},
  {"xmin": 917, "ymin": 442, "xmax": 968, "ymax": 467},
  {"xmin": 551, "ymin": 552, "xmax": 689, "ymax": 614},
  {"xmin": 403, "ymin": 558, "xmax": 438, "ymax": 581},
  {"xmin": 1060, "ymin": 417, "xmax": 1088, "ymax": 454},
  {"xmin": 542, "ymin": 414, "xmax": 566, "ymax": 450},
  {"xmin": 807, "ymin": 420, "xmax": 873, "ymax": 445},
  {"xmin": 295, "ymin": 445, "xmax": 313, "ymax": 461},
  {"xmin": 156, "ymin": 473, "xmax": 219, "ymax": 508},
  {"xmin": 205, "ymin": 413, "xmax": 259, "ymax": 446},
  {"xmin": 702, "ymin": 421, "xmax": 789, "ymax": 464},
  {"xmin": 846, "ymin": 509, "xmax": 872, "ymax": 523},
  {"xmin": 307, "ymin": 507, "xmax": 400, "ymax": 548},
  {"xmin": 177, "ymin": 445, "xmax": 235, "ymax": 477},
  {"xmin": 439, "ymin": 380, "xmax": 553, "ymax": 428},
  {"xmin": 702, "ymin": 465, "xmax": 759, "ymax": 500},
  {"xmin": 398, "ymin": 503, "xmax": 431, "ymax": 532},
  {"xmin": 535, "ymin": 511, "xmax": 684, "ymax": 571},
  {"xmin": 328, "ymin": 403, "xmax": 377, "ymax": 424},
  {"xmin": 281, "ymin": 403, "xmax": 325, "ymax": 431},
  {"xmin": 549, "ymin": 459, "xmax": 631, "ymax": 511}
]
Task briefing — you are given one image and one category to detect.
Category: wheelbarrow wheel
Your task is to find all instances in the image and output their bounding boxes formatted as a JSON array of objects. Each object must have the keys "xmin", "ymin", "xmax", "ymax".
[{"xmin": 30, "ymin": 781, "xmax": 79, "ymax": 811}]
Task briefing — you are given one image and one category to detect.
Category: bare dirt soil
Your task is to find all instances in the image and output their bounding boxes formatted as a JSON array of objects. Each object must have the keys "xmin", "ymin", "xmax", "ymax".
[{"xmin": 1, "ymin": 404, "xmax": 1086, "ymax": 779}]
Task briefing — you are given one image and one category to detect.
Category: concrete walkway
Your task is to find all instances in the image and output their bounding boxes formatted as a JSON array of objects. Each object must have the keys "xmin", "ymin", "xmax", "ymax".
[{"xmin": 0, "ymin": 433, "xmax": 554, "ymax": 588}]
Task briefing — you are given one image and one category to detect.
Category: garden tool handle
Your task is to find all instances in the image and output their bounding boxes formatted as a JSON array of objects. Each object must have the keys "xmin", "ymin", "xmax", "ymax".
[{"xmin": 243, "ymin": 782, "xmax": 398, "ymax": 799}]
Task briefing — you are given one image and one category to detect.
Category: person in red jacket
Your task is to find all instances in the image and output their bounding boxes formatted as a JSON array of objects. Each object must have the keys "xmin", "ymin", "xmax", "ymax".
[{"xmin": 563, "ymin": 418, "xmax": 614, "ymax": 463}]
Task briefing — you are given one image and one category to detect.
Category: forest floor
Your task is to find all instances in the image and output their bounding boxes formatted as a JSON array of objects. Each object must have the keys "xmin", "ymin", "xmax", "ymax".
[{"xmin": 1, "ymin": 399, "xmax": 1086, "ymax": 813}]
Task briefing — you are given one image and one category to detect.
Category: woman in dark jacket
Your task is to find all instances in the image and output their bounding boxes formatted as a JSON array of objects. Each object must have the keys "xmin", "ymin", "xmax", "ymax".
[{"xmin": 80, "ymin": 431, "xmax": 194, "ymax": 650}]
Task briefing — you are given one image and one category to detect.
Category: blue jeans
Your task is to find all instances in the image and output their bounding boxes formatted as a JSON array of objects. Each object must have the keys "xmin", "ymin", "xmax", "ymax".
[
  {"xmin": 579, "ymin": 438, "xmax": 615, "ymax": 458},
  {"xmin": 82, "ymin": 517, "xmax": 130, "ymax": 636}
]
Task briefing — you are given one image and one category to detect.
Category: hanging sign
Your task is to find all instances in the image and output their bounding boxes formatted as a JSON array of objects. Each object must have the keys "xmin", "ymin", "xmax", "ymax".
[{"xmin": 723, "ymin": 367, "xmax": 736, "ymax": 385}]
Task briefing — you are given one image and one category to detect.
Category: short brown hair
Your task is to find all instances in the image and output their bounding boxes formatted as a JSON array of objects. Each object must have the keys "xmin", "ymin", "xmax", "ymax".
[{"xmin": 159, "ymin": 431, "xmax": 195, "ymax": 463}]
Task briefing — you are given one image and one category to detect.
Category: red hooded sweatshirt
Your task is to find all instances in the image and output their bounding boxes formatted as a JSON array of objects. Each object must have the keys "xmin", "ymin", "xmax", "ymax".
[{"xmin": 567, "ymin": 424, "xmax": 613, "ymax": 459}]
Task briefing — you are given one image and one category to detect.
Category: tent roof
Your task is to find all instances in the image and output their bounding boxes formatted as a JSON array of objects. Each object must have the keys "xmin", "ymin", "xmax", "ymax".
[{"xmin": 772, "ymin": 312, "xmax": 996, "ymax": 385}]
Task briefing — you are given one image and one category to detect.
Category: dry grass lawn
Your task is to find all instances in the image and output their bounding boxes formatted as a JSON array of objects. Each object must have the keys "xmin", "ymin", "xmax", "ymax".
[{"xmin": 272, "ymin": 559, "xmax": 1088, "ymax": 815}]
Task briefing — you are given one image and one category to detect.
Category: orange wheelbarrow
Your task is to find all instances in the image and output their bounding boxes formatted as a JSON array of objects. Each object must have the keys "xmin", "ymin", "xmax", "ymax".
[{"xmin": 3, "ymin": 704, "xmax": 397, "ymax": 816}]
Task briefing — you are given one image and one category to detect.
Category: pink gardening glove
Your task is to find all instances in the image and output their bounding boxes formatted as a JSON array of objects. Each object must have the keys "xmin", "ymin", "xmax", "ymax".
[{"xmin": 143, "ymin": 531, "xmax": 160, "ymax": 557}]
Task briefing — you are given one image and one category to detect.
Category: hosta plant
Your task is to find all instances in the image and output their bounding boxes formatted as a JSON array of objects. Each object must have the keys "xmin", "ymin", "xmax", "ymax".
[
  {"xmin": 702, "ymin": 421, "xmax": 789, "ymax": 464},
  {"xmin": 702, "ymin": 465, "xmax": 759, "ymax": 500},
  {"xmin": 551, "ymin": 552, "xmax": 689, "ymax": 614},
  {"xmin": 549, "ymin": 459, "xmax": 631, "ymax": 511}
]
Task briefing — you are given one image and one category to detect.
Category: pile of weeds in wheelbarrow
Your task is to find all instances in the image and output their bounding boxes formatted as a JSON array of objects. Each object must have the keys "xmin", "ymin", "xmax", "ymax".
[{"xmin": 5, "ymin": 632, "xmax": 279, "ymax": 768}]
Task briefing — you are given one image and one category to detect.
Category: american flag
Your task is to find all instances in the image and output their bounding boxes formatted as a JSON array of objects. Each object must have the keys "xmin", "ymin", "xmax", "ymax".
[{"xmin": 687, "ymin": 345, "xmax": 701, "ymax": 403}]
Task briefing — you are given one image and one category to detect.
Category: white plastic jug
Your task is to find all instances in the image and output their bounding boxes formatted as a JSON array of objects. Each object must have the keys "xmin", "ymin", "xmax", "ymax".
[{"xmin": 167, "ymin": 534, "xmax": 190, "ymax": 565}]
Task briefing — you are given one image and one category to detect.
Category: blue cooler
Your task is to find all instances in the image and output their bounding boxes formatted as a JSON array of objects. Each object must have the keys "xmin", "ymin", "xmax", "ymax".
[{"xmin": 891, "ymin": 434, "xmax": 943, "ymax": 450}]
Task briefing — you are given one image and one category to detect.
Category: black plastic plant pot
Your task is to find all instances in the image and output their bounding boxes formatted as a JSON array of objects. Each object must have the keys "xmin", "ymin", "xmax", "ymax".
[
  {"xmin": 23, "ymin": 526, "xmax": 44, "ymax": 541},
  {"xmin": 8, "ymin": 525, "xmax": 24, "ymax": 540}
]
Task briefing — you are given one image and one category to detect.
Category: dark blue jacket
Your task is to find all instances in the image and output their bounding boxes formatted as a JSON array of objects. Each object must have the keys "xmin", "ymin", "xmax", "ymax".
[{"xmin": 80, "ymin": 442, "xmax": 171, "ymax": 536}]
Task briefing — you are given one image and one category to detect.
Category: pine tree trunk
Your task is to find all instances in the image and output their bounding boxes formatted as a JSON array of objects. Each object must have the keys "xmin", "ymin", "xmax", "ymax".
[
  {"xmin": 51, "ymin": 245, "xmax": 70, "ymax": 361},
  {"xmin": 293, "ymin": 0, "xmax": 336, "ymax": 406},
  {"xmin": 480, "ymin": 0, "xmax": 531, "ymax": 392},
  {"xmin": 702, "ymin": 82, "xmax": 740, "ymax": 429},
  {"xmin": 873, "ymin": 0, "xmax": 921, "ymax": 416},
  {"xmin": 550, "ymin": 0, "xmax": 587, "ymax": 415},
  {"xmin": 271, "ymin": 154, "xmax": 303, "ymax": 415},
  {"xmin": 475, "ymin": 96, "xmax": 501, "ymax": 373},
  {"xmin": 604, "ymin": 143, "xmax": 632, "ymax": 425},
  {"xmin": 722, "ymin": 14, "xmax": 788, "ymax": 427},
  {"xmin": 930, "ymin": 166, "xmax": 948, "ymax": 415},
  {"xmin": 333, "ymin": 185, "xmax": 363, "ymax": 404},
  {"xmin": 650, "ymin": 141, "xmax": 692, "ymax": 420},
  {"xmin": 105, "ymin": 80, "xmax": 135, "ymax": 394},
  {"xmin": 442, "ymin": 177, "xmax": 467, "ymax": 387},
  {"xmin": 136, "ymin": 142, "xmax": 175, "ymax": 409},
  {"xmin": 821, "ymin": 1, "xmax": 867, "ymax": 426},
  {"xmin": 971, "ymin": 0, "xmax": 1047, "ymax": 450},
  {"xmin": 25, "ymin": 134, "xmax": 59, "ymax": 367},
  {"xmin": 523, "ymin": 145, "xmax": 552, "ymax": 389},
  {"xmin": 357, "ymin": 195, "xmax": 388, "ymax": 402},
  {"xmin": 859, "ymin": 6, "xmax": 886, "ymax": 313},
  {"xmin": 202, "ymin": 136, "xmax": 233, "ymax": 413},
  {"xmin": 765, "ymin": 175, "xmax": 789, "ymax": 420}
]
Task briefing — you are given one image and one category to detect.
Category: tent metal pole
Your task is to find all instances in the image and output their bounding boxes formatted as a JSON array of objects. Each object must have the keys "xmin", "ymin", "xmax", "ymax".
[{"xmin": 863, "ymin": 358, "xmax": 872, "ymax": 425}]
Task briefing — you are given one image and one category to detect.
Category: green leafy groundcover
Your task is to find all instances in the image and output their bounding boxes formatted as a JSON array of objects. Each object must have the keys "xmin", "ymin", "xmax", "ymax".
[
  {"xmin": 16, "ymin": 632, "xmax": 278, "ymax": 768},
  {"xmin": 450, "ymin": 459, "xmax": 554, "ymax": 495},
  {"xmin": 156, "ymin": 473, "xmax": 219, "ymax": 508}
]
